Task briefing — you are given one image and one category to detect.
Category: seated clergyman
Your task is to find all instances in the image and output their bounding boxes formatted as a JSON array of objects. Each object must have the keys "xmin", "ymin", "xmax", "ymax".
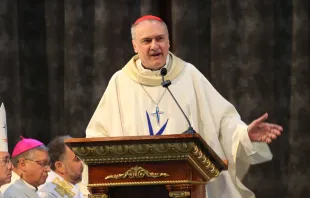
[{"xmin": 38, "ymin": 135, "xmax": 84, "ymax": 198}]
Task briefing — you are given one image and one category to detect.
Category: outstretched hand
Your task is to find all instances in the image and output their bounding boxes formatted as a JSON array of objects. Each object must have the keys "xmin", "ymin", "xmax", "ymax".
[{"xmin": 248, "ymin": 113, "xmax": 283, "ymax": 144}]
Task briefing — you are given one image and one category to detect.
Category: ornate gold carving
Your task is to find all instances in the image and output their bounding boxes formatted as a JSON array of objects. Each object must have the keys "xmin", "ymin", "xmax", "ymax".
[
  {"xmin": 105, "ymin": 166, "xmax": 169, "ymax": 180},
  {"xmin": 89, "ymin": 194, "xmax": 108, "ymax": 198},
  {"xmin": 88, "ymin": 180, "xmax": 206, "ymax": 187},
  {"xmin": 71, "ymin": 141, "xmax": 221, "ymax": 183},
  {"xmin": 72, "ymin": 142, "xmax": 193, "ymax": 163},
  {"xmin": 169, "ymin": 191, "xmax": 191, "ymax": 198},
  {"xmin": 192, "ymin": 146, "xmax": 220, "ymax": 178}
]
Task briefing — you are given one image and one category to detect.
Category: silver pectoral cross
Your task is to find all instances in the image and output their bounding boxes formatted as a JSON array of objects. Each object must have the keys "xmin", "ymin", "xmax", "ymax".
[{"xmin": 151, "ymin": 106, "xmax": 164, "ymax": 125}]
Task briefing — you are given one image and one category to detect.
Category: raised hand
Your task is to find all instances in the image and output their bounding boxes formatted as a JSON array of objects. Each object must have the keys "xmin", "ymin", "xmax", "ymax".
[{"xmin": 248, "ymin": 113, "xmax": 283, "ymax": 144}]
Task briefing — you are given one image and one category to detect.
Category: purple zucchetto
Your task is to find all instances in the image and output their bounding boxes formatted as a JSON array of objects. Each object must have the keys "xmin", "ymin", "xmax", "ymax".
[{"xmin": 12, "ymin": 136, "xmax": 43, "ymax": 157}]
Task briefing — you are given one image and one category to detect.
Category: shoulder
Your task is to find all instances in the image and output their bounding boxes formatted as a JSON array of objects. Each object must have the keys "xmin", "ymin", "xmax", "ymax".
[
  {"xmin": 3, "ymin": 182, "xmax": 19, "ymax": 192},
  {"xmin": 41, "ymin": 179, "xmax": 77, "ymax": 198},
  {"xmin": 177, "ymin": 61, "xmax": 213, "ymax": 86},
  {"xmin": 106, "ymin": 70, "xmax": 127, "ymax": 85},
  {"xmin": 183, "ymin": 61, "xmax": 205, "ymax": 77},
  {"xmin": 3, "ymin": 183, "xmax": 22, "ymax": 196},
  {"xmin": 112, "ymin": 70, "xmax": 131, "ymax": 81},
  {"xmin": 111, "ymin": 70, "xmax": 123, "ymax": 79}
]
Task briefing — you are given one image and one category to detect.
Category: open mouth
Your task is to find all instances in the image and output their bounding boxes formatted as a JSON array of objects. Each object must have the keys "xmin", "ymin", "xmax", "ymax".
[{"xmin": 150, "ymin": 53, "xmax": 161, "ymax": 57}]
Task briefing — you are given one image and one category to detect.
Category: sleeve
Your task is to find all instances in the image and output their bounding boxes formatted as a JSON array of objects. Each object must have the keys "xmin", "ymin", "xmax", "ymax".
[
  {"xmin": 190, "ymin": 64, "xmax": 272, "ymax": 176},
  {"xmin": 238, "ymin": 125, "xmax": 273, "ymax": 164},
  {"xmin": 189, "ymin": 64, "xmax": 272, "ymax": 196},
  {"xmin": 220, "ymin": 109, "xmax": 273, "ymax": 179}
]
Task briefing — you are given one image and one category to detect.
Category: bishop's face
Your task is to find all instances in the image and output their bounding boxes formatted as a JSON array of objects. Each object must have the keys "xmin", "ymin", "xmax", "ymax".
[
  {"xmin": 21, "ymin": 150, "xmax": 50, "ymax": 187},
  {"xmin": 132, "ymin": 20, "xmax": 170, "ymax": 70}
]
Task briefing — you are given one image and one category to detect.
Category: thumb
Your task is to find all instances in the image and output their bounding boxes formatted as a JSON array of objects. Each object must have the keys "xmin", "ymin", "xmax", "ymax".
[
  {"xmin": 248, "ymin": 113, "xmax": 268, "ymax": 132},
  {"xmin": 253, "ymin": 113, "xmax": 268, "ymax": 125}
]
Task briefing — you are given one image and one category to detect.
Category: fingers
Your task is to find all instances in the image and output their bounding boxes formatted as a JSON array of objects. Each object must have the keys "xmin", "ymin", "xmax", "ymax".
[
  {"xmin": 266, "ymin": 138, "xmax": 272, "ymax": 144},
  {"xmin": 268, "ymin": 132, "xmax": 277, "ymax": 139},
  {"xmin": 268, "ymin": 124, "xmax": 283, "ymax": 136},
  {"xmin": 261, "ymin": 135, "xmax": 272, "ymax": 144},
  {"xmin": 260, "ymin": 131, "xmax": 277, "ymax": 143},
  {"xmin": 271, "ymin": 128, "xmax": 282, "ymax": 136},
  {"xmin": 269, "ymin": 123, "xmax": 283, "ymax": 131}
]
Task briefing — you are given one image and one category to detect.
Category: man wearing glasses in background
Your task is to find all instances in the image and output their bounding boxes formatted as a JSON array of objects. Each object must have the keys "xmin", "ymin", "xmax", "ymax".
[
  {"xmin": 38, "ymin": 135, "xmax": 86, "ymax": 198},
  {"xmin": 0, "ymin": 103, "xmax": 13, "ymax": 198},
  {"xmin": 3, "ymin": 137, "xmax": 50, "ymax": 198}
]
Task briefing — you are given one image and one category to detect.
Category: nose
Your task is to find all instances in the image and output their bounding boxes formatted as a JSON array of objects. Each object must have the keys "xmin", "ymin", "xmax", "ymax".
[
  {"xmin": 8, "ymin": 161, "xmax": 13, "ymax": 170},
  {"xmin": 45, "ymin": 165, "xmax": 51, "ymax": 172},
  {"xmin": 150, "ymin": 39, "xmax": 159, "ymax": 50}
]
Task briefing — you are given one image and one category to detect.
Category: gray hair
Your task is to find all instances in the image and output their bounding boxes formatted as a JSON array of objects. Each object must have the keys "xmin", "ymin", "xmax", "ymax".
[
  {"xmin": 131, "ymin": 19, "xmax": 169, "ymax": 40},
  {"xmin": 11, "ymin": 145, "xmax": 49, "ymax": 167}
]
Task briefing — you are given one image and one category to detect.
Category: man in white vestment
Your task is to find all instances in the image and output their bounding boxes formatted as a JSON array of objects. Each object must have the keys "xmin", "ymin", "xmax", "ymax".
[
  {"xmin": 85, "ymin": 15, "xmax": 283, "ymax": 198},
  {"xmin": 0, "ymin": 103, "xmax": 13, "ymax": 198},
  {"xmin": 38, "ymin": 136, "xmax": 85, "ymax": 198},
  {"xmin": 3, "ymin": 137, "xmax": 51, "ymax": 198}
]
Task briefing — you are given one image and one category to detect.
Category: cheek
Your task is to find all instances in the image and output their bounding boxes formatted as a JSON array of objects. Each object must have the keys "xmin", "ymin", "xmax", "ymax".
[
  {"xmin": 74, "ymin": 163, "xmax": 83, "ymax": 172},
  {"xmin": 64, "ymin": 164, "xmax": 74, "ymax": 172},
  {"xmin": 37, "ymin": 169, "xmax": 44, "ymax": 177},
  {"xmin": 0, "ymin": 168, "xmax": 5, "ymax": 177},
  {"xmin": 27, "ymin": 167, "xmax": 43, "ymax": 179},
  {"xmin": 160, "ymin": 42, "xmax": 169, "ymax": 50},
  {"xmin": 74, "ymin": 164, "xmax": 81, "ymax": 171},
  {"xmin": 6, "ymin": 167, "xmax": 11, "ymax": 173},
  {"xmin": 26, "ymin": 165, "xmax": 34, "ymax": 172}
]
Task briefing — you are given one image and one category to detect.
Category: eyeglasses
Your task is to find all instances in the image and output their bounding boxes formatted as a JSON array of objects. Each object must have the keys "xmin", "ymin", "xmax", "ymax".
[
  {"xmin": 25, "ymin": 159, "xmax": 51, "ymax": 169},
  {"xmin": 0, "ymin": 156, "xmax": 11, "ymax": 165}
]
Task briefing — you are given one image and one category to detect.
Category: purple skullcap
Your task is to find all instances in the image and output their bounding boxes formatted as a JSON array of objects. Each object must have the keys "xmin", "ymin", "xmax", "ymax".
[{"xmin": 12, "ymin": 136, "xmax": 43, "ymax": 157}]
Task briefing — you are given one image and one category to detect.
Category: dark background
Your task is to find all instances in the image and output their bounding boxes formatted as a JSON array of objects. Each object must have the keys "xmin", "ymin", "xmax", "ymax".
[{"xmin": 0, "ymin": 0, "xmax": 309, "ymax": 197}]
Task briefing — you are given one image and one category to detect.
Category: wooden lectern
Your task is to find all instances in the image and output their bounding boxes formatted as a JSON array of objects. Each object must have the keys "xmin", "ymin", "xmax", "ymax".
[{"xmin": 65, "ymin": 134, "xmax": 227, "ymax": 198}]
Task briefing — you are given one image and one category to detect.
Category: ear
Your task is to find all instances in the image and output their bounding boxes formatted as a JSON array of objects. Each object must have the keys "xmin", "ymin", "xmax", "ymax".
[
  {"xmin": 168, "ymin": 39, "xmax": 170, "ymax": 49},
  {"xmin": 55, "ymin": 161, "xmax": 65, "ymax": 174},
  {"xmin": 132, "ymin": 40, "xmax": 138, "ymax": 53},
  {"xmin": 18, "ymin": 158, "xmax": 27, "ymax": 172}
]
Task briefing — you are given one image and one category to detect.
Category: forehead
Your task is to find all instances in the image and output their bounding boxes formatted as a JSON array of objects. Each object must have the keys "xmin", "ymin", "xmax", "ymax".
[
  {"xmin": 64, "ymin": 145, "xmax": 75, "ymax": 156},
  {"xmin": 134, "ymin": 20, "xmax": 167, "ymax": 39},
  {"xmin": 0, "ymin": 151, "xmax": 9, "ymax": 158},
  {"xmin": 32, "ymin": 150, "xmax": 48, "ymax": 159}
]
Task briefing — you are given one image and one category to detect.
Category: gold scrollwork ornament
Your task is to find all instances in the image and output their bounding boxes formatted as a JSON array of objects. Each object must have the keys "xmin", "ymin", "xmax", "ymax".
[
  {"xmin": 89, "ymin": 194, "xmax": 108, "ymax": 198},
  {"xmin": 169, "ymin": 191, "xmax": 191, "ymax": 198},
  {"xmin": 105, "ymin": 166, "xmax": 169, "ymax": 180}
]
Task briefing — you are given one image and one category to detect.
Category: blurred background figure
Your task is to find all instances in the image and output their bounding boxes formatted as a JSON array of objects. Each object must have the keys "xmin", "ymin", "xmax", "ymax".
[
  {"xmin": 38, "ymin": 135, "xmax": 87, "ymax": 198},
  {"xmin": 0, "ymin": 103, "xmax": 13, "ymax": 198}
]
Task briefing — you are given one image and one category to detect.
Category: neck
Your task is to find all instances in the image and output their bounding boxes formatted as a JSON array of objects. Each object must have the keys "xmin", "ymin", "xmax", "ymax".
[
  {"xmin": 21, "ymin": 177, "xmax": 38, "ymax": 189},
  {"xmin": 141, "ymin": 64, "xmax": 164, "ymax": 71},
  {"xmin": 55, "ymin": 170, "xmax": 76, "ymax": 185}
]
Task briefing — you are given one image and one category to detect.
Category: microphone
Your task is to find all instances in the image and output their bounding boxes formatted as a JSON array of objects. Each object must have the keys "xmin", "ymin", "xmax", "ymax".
[{"xmin": 160, "ymin": 68, "xmax": 196, "ymax": 134}]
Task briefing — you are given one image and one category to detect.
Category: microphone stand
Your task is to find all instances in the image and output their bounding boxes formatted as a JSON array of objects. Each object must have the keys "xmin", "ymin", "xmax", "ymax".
[{"xmin": 160, "ymin": 69, "xmax": 196, "ymax": 134}]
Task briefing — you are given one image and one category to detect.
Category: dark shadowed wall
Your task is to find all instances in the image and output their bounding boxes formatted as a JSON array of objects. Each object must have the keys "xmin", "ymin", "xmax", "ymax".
[{"xmin": 0, "ymin": 0, "xmax": 309, "ymax": 197}]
